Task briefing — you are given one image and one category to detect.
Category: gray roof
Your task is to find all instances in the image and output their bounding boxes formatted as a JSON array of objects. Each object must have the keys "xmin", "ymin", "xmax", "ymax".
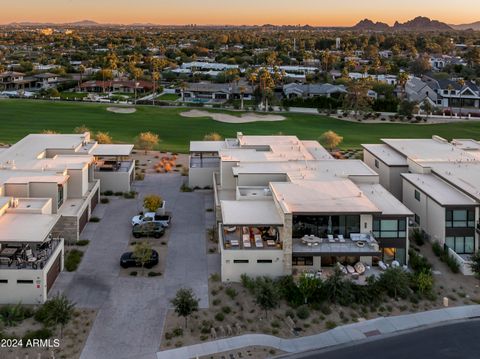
[{"xmin": 283, "ymin": 83, "xmax": 347, "ymax": 96}]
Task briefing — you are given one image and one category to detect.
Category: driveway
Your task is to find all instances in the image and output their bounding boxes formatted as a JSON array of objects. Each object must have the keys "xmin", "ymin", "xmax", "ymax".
[{"xmin": 51, "ymin": 173, "xmax": 211, "ymax": 359}]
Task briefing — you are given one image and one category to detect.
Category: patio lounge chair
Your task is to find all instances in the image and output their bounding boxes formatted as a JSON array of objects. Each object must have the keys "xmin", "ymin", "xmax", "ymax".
[
  {"xmin": 379, "ymin": 261, "xmax": 388, "ymax": 271},
  {"xmin": 254, "ymin": 235, "xmax": 263, "ymax": 248},
  {"xmin": 338, "ymin": 235, "xmax": 345, "ymax": 242},
  {"xmin": 346, "ymin": 265, "xmax": 355, "ymax": 274},
  {"xmin": 25, "ymin": 249, "xmax": 37, "ymax": 263},
  {"xmin": 327, "ymin": 234, "xmax": 335, "ymax": 243},
  {"xmin": 354, "ymin": 262, "xmax": 366, "ymax": 275}
]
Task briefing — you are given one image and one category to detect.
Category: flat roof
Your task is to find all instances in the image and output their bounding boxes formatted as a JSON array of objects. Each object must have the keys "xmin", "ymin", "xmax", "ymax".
[
  {"xmin": 270, "ymin": 180, "xmax": 380, "ymax": 214},
  {"xmin": 401, "ymin": 173, "xmax": 477, "ymax": 206},
  {"xmin": 220, "ymin": 200, "xmax": 283, "ymax": 225},
  {"xmin": 190, "ymin": 141, "xmax": 227, "ymax": 153},
  {"xmin": 0, "ymin": 213, "xmax": 59, "ymax": 242},
  {"xmin": 362, "ymin": 144, "xmax": 408, "ymax": 166},
  {"xmin": 5, "ymin": 175, "xmax": 68, "ymax": 185},
  {"xmin": 91, "ymin": 144, "xmax": 134, "ymax": 156},
  {"xmin": 357, "ymin": 183, "xmax": 413, "ymax": 216}
]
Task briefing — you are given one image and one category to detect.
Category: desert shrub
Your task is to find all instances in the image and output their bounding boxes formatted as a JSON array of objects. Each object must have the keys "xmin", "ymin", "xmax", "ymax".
[
  {"xmin": 296, "ymin": 305, "xmax": 310, "ymax": 320},
  {"xmin": 130, "ymin": 271, "xmax": 138, "ymax": 276},
  {"xmin": 89, "ymin": 217, "xmax": 100, "ymax": 222},
  {"xmin": 225, "ymin": 287, "xmax": 237, "ymax": 299},
  {"xmin": 172, "ymin": 327, "xmax": 184, "ymax": 337},
  {"xmin": 221, "ymin": 306, "xmax": 231, "ymax": 314},
  {"xmin": 100, "ymin": 198, "xmax": 110, "ymax": 204},
  {"xmin": 212, "ymin": 299, "xmax": 221, "ymax": 306},
  {"xmin": 76, "ymin": 239, "xmax": 90, "ymax": 246},
  {"xmin": 240, "ymin": 274, "xmax": 256, "ymax": 293},
  {"xmin": 210, "ymin": 273, "xmax": 221, "ymax": 282},
  {"xmin": 0, "ymin": 304, "xmax": 31, "ymax": 326},
  {"xmin": 411, "ymin": 228, "xmax": 425, "ymax": 246},
  {"xmin": 65, "ymin": 249, "xmax": 83, "ymax": 271},
  {"xmin": 147, "ymin": 271, "xmax": 162, "ymax": 277},
  {"xmin": 432, "ymin": 241, "xmax": 443, "ymax": 257},
  {"xmin": 200, "ymin": 320, "xmax": 213, "ymax": 334},
  {"xmin": 214, "ymin": 312, "xmax": 225, "ymax": 321},
  {"xmin": 325, "ymin": 321, "xmax": 337, "ymax": 329},
  {"xmin": 103, "ymin": 190, "xmax": 114, "ymax": 196}
]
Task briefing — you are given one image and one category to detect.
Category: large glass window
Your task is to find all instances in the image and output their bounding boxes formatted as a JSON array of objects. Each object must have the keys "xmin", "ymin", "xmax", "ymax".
[
  {"xmin": 445, "ymin": 209, "xmax": 475, "ymax": 228},
  {"xmin": 292, "ymin": 215, "xmax": 360, "ymax": 238},
  {"xmin": 445, "ymin": 236, "xmax": 475, "ymax": 254},
  {"xmin": 373, "ymin": 219, "xmax": 406, "ymax": 238},
  {"xmin": 292, "ymin": 256, "xmax": 313, "ymax": 266}
]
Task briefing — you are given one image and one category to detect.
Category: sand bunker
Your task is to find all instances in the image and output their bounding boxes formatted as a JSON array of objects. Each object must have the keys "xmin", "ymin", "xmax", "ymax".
[
  {"xmin": 180, "ymin": 110, "xmax": 286, "ymax": 123},
  {"xmin": 107, "ymin": 107, "xmax": 137, "ymax": 114}
]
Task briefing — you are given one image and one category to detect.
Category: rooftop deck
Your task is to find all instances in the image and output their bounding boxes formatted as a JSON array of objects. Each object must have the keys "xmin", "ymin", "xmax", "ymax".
[
  {"xmin": 292, "ymin": 233, "xmax": 380, "ymax": 255},
  {"xmin": 95, "ymin": 160, "xmax": 134, "ymax": 172},
  {"xmin": 0, "ymin": 238, "xmax": 62, "ymax": 270},
  {"xmin": 222, "ymin": 225, "xmax": 282, "ymax": 250}
]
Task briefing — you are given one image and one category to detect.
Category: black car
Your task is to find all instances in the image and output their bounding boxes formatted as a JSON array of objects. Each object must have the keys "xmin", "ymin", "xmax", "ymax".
[{"xmin": 120, "ymin": 249, "xmax": 159, "ymax": 269}]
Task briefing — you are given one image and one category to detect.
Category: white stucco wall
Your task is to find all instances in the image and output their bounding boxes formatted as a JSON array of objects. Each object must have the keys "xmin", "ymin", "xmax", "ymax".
[{"xmin": 189, "ymin": 167, "xmax": 217, "ymax": 188}]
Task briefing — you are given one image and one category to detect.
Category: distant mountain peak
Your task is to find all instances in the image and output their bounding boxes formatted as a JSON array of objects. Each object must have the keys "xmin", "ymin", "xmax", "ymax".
[{"xmin": 352, "ymin": 16, "xmax": 453, "ymax": 31}]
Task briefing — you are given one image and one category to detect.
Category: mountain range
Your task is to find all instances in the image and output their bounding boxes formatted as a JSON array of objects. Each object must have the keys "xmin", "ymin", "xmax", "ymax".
[
  {"xmin": 450, "ymin": 21, "xmax": 480, "ymax": 31},
  {"xmin": 2, "ymin": 17, "xmax": 479, "ymax": 31},
  {"xmin": 352, "ymin": 16, "xmax": 454, "ymax": 31}
]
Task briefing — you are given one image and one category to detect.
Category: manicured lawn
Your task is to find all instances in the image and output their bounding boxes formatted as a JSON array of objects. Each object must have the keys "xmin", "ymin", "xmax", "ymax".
[
  {"xmin": 158, "ymin": 93, "xmax": 180, "ymax": 101},
  {"xmin": 2, "ymin": 99, "xmax": 480, "ymax": 153}
]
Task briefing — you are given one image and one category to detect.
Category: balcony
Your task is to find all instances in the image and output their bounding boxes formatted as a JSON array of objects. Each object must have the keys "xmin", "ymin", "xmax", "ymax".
[
  {"xmin": 222, "ymin": 225, "xmax": 282, "ymax": 250},
  {"xmin": 0, "ymin": 238, "xmax": 62, "ymax": 270},
  {"xmin": 292, "ymin": 233, "xmax": 380, "ymax": 256},
  {"xmin": 95, "ymin": 160, "xmax": 134, "ymax": 172}
]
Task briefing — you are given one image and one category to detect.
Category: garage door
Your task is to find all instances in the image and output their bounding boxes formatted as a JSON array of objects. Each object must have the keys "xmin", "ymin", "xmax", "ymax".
[
  {"xmin": 91, "ymin": 189, "xmax": 99, "ymax": 211},
  {"xmin": 46, "ymin": 252, "xmax": 61, "ymax": 293},
  {"xmin": 79, "ymin": 207, "xmax": 88, "ymax": 233}
]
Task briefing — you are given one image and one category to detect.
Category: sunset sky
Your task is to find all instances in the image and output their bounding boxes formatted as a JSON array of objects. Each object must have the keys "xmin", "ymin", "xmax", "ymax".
[{"xmin": 2, "ymin": 0, "xmax": 479, "ymax": 26}]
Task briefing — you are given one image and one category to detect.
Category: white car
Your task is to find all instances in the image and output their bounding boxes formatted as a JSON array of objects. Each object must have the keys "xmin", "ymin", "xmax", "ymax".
[{"xmin": 131, "ymin": 212, "xmax": 171, "ymax": 227}]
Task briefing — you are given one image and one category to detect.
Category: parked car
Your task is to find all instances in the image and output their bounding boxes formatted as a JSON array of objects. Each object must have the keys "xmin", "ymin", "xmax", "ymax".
[
  {"xmin": 132, "ymin": 222, "xmax": 165, "ymax": 238},
  {"xmin": 120, "ymin": 249, "xmax": 159, "ymax": 268},
  {"xmin": 131, "ymin": 212, "xmax": 171, "ymax": 227}
]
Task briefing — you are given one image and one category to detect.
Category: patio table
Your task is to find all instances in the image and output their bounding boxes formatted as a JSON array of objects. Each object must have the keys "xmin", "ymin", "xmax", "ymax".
[
  {"xmin": 266, "ymin": 240, "xmax": 276, "ymax": 247},
  {"xmin": 0, "ymin": 247, "xmax": 18, "ymax": 258},
  {"xmin": 230, "ymin": 239, "xmax": 240, "ymax": 246}
]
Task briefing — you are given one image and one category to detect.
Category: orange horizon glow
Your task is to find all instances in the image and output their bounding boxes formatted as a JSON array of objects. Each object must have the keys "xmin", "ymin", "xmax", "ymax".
[{"xmin": 1, "ymin": 0, "xmax": 479, "ymax": 26}]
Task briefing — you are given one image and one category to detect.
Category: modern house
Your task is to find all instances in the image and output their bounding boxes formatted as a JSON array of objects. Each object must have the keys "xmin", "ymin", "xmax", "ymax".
[
  {"xmin": 79, "ymin": 80, "xmax": 153, "ymax": 94},
  {"xmin": 405, "ymin": 76, "xmax": 480, "ymax": 113},
  {"xmin": 363, "ymin": 136, "xmax": 480, "ymax": 274},
  {"xmin": 180, "ymin": 82, "xmax": 253, "ymax": 104},
  {"xmin": 189, "ymin": 134, "xmax": 412, "ymax": 282},
  {"xmin": 0, "ymin": 133, "xmax": 134, "ymax": 304},
  {"xmin": 283, "ymin": 83, "xmax": 347, "ymax": 99},
  {"xmin": 0, "ymin": 72, "xmax": 32, "ymax": 91}
]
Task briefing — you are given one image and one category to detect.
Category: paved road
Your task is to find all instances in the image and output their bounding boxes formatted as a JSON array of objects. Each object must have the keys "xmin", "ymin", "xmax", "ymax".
[
  {"xmin": 51, "ymin": 173, "xmax": 213, "ymax": 359},
  {"xmin": 290, "ymin": 320, "xmax": 480, "ymax": 359}
]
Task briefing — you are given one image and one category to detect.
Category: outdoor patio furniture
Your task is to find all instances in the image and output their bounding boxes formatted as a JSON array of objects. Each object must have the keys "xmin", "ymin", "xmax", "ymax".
[
  {"xmin": 356, "ymin": 241, "xmax": 366, "ymax": 248},
  {"xmin": 336, "ymin": 263, "xmax": 348, "ymax": 275},
  {"xmin": 346, "ymin": 265, "xmax": 355, "ymax": 274},
  {"xmin": 25, "ymin": 249, "xmax": 37, "ymax": 263},
  {"xmin": 391, "ymin": 260, "xmax": 400, "ymax": 268},
  {"xmin": 254, "ymin": 235, "xmax": 263, "ymax": 248},
  {"xmin": 230, "ymin": 239, "xmax": 239, "ymax": 247},
  {"xmin": 338, "ymin": 235, "xmax": 345, "ymax": 242},
  {"xmin": 354, "ymin": 262, "xmax": 366, "ymax": 275},
  {"xmin": 379, "ymin": 261, "xmax": 388, "ymax": 271},
  {"xmin": 0, "ymin": 247, "xmax": 18, "ymax": 258},
  {"xmin": 242, "ymin": 235, "xmax": 251, "ymax": 248},
  {"xmin": 0, "ymin": 257, "xmax": 11, "ymax": 266},
  {"xmin": 225, "ymin": 226, "xmax": 237, "ymax": 233},
  {"xmin": 266, "ymin": 240, "xmax": 276, "ymax": 247},
  {"xmin": 327, "ymin": 234, "xmax": 334, "ymax": 242}
]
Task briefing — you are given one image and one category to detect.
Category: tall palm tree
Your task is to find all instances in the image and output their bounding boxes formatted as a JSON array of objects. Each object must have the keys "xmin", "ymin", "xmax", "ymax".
[
  {"xmin": 397, "ymin": 72, "xmax": 409, "ymax": 99},
  {"xmin": 78, "ymin": 64, "xmax": 85, "ymax": 92},
  {"xmin": 179, "ymin": 81, "xmax": 188, "ymax": 102},
  {"xmin": 457, "ymin": 79, "xmax": 466, "ymax": 118},
  {"xmin": 239, "ymin": 85, "xmax": 246, "ymax": 110}
]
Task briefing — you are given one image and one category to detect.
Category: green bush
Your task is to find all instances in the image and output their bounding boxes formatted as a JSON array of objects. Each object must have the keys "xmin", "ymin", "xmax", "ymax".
[
  {"xmin": 411, "ymin": 228, "xmax": 425, "ymax": 246},
  {"xmin": 172, "ymin": 327, "xmax": 184, "ymax": 337},
  {"xmin": 225, "ymin": 287, "xmax": 237, "ymax": 299},
  {"xmin": 65, "ymin": 249, "xmax": 83, "ymax": 271},
  {"xmin": 147, "ymin": 271, "xmax": 162, "ymax": 277},
  {"xmin": 0, "ymin": 303, "xmax": 30, "ymax": 326},
  {"xmin": 76, "ymin": 240, "xmax": 90, "ymax": 246},
  {"xmin": 296, "ymin": 305, "xmax": 310, "ymax": 320},
  {"xmin": 200, "ymin": 320, "xmax": 213, "ymax": 334},
  {"xmin": 103, "ymin": 190, "xmax": 114, "ymax": 196},
  {"xmin": 240, "ymin": 274, "xmax": 256, "ymax": 293},
  {"xmin": 214, "ymin": 312, "xmax": 225, "ymax": 321},
  {"xmin": 89, "ymin": 217, "xmax": 100, "ymax": 222},
  {"xmin": 130, "ymin": 271, "xmax": 138, "ymax": 276},
  {"xmin": 124, "ymin": 191, "xmax": 136, "ymax": 199},
  {"xmin": 22, "ymin": 328, "xmax": 52, "ymax": 342},
  {"xmin": 100, "ymin": 197, "xmax": 110, "ymax": 204},
  {"xmin": 432, "ymin": 241, "xmax": 443, "ymax": 257},
  {"xmin": 221, "ymin": 306, "xmax": 231, "ymax": 314},
  {"xmin": 325, "ymin": 321, "xmax": 337, "ymax": 329},
  {"xmin": 114, "ymin": 191, "xmax": 123, "ymax": 196},
  {"xmin": 409, "ymin": 249, "xmax": 432, "ymax": 273},
  {"xmin": 212, "ymin": 299, "xmax": 221, "ymax": 306}
]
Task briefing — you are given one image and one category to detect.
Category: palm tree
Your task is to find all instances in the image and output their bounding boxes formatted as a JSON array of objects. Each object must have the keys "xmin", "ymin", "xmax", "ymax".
[
  {"xmin": 239, "ymin": 85, "xmax": 246, "ymax": 110},
  {"xmin": 78, "ymin": 64, "xmax": 85, "ymax": 92},
  {"xmin": 457, "ymin": 79, "xmax": 466, "ymax": 118},
  {"xmin": 447, "ymin": 84, "xmax": 454, "ymax": 118},
  {"xmin": 178, "ymin": 81, "xmax": 188, "ymax": 102},
  {"xmin": 397, "ymin": 72, "xmax": 409, "ymax": 99}
]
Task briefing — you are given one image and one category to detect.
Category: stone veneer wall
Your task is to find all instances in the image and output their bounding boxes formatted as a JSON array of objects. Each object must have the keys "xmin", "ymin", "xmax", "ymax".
[
  {"xmin": 52, "ymin": 216, "xmax": 78, "ymax": 244},
  {"xmin": 282, "ymin": 213, "xmax": 293, "ymax": 275}
]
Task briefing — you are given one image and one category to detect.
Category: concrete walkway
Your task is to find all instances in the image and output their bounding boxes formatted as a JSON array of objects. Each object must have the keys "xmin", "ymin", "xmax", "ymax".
[{"xmin": 156, "ymin": 305, "xmax": 480, "ymax": 359}]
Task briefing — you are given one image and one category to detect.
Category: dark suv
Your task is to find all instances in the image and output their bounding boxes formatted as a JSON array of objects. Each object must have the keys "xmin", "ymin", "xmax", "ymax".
[
  {"xmin": 120, "ymin": 249, "xmax": 159, "ymax": 268},
  {"xmin": 132, "ymin": 222, "xmax": 165, "ymax": 238}
]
